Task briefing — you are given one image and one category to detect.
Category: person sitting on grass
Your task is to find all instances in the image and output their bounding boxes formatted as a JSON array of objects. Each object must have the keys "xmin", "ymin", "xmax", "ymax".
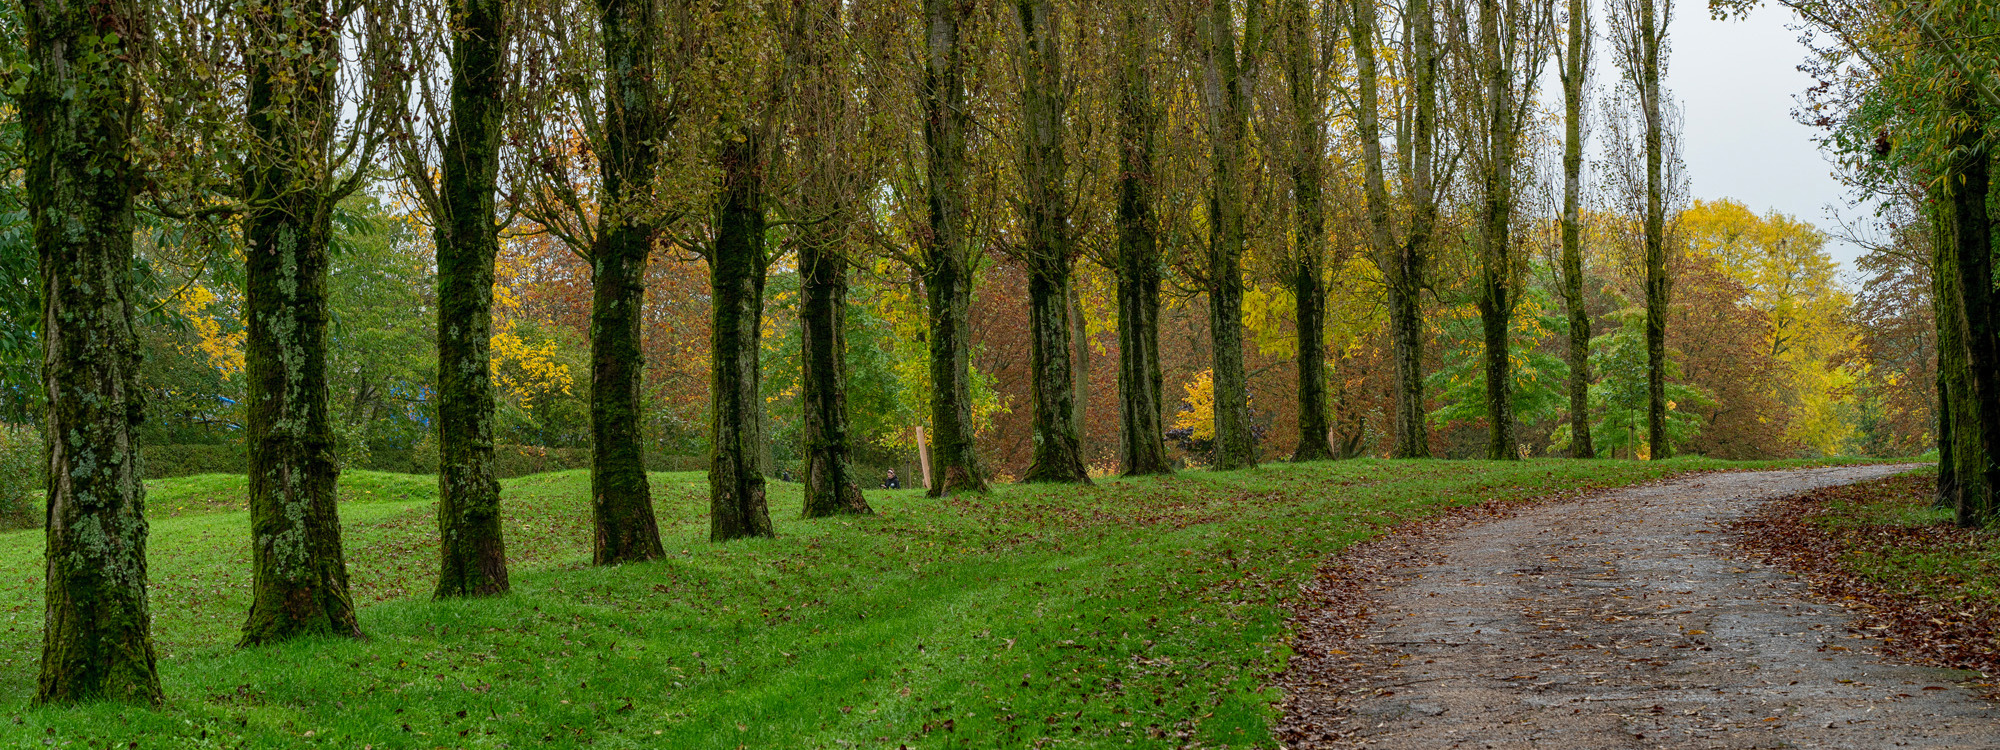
[{"xmin": 884, "ymin": 469, "xmax": 900, "ymax": 490}]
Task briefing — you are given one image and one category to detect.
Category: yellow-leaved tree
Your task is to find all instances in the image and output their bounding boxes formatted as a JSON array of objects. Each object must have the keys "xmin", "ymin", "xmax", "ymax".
[{"xmin": 1681, "ymin": 199, "xmax": 1857, "ymax": 456}]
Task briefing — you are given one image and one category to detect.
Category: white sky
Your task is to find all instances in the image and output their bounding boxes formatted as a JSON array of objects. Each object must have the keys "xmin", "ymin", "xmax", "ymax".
[{"xmin": 1664, "ymin": 1, "xmax": 1868, "ymax": 277}]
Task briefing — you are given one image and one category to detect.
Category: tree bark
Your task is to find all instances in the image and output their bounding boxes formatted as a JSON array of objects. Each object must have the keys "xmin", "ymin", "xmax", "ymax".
[
  {"xmin": 1474, "ymin": 0, "xmax": 1520, "ymax": 461},
  {"xmin": 240, "ymin": 0, "xmax": 361, "ymax": 646},
  {"xmin": 434, "ymin": 0, "xmax": 509, "ymax": 598},
  {"xmin": 1197, "ymin": 0, "xmax": 1262, "ymax": 470},
  {"xmin": 590, "ymin": 0, "xmax": 666, "ymax": 563},
  {"xmin": 1016, "ymin": 0, "xmax": 1089, "ymax": 484},
  {"xmin": 1113, "ymin": 1, "xmax": 1173, "ymax": 477},
  {"xmin": 796, "ymin": 0, "xmax": 872, "ymax": 519},
  {"xmin": 709, "ymin": 134, "xmax": 776, "ymax": 540},
  {"xmin": 25, "ymin": 0, "xmax": 164, "ymax": 704},
  {"xmin": 1931, "ymin": 195, "xmax": 1968, "ymax": 508},
  {"xmin": 1945, "ymin": 104, "xmax": 1999, "ymax": 528},
  {"xmin": 1639, "ymin": 0, "xmax": 1671, "ymax": 459},
  {"xmin": 1559, "ymin": 0, "xmax": 1595, "ymax": 459},
  {"xmin": 921, "ymin": 0, "xmax": 990, "ymax": 496},
  {"xmin": 1281, "ymin": 0, "xmax": 1334, "ymax": 463}
]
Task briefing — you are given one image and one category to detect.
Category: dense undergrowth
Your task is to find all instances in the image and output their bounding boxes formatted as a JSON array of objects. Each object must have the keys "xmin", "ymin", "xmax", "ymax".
[{"xmin": 0, "ymin": 457, "xmax": 1878, "ymax": 748}]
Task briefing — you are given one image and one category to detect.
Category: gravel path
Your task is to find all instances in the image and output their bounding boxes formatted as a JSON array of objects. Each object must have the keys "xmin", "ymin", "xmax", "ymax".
[{"xmin": 1283, "ymin": 465, "xmax": 1999, "ymax": 749}]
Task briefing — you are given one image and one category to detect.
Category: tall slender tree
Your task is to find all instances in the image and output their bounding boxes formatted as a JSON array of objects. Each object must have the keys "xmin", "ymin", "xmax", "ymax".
[
  {"xmin": 796, "ymin": 0, "xmax": 875, "ymax": 517},
  {"xmin": 1111, "ymin": 0, "xmax": 1173, "ymax": 476},
  {"xmin": 1277, "ymin": 0, "xmax": 1334, "ymax": 462},
  {"xmin": 430, "ymin": 0, "xmax": 511, "ymax": 597},
  {"xmin": 1458, "ymin": 0, "xmax": 1552, "ymax": 460},
  {"xmin": 1015, "ymin": 0, "xmax": 1090, "ymax": 483},
  {"xmin": 919, "ymin": 0, "xmax": 990, "ymax": 496},
  {"xmin": 239, "ymin": 0, "xmax": 380, "ymax": 645},
  {"xmin": 709, "ymin": 126, "xmax": 776, "ymax": 540},
  {"xmin": 23, "ymin": 0, "xmax": 165, "ymax": 704},
  {"xmin": 589, "ymin": 0, "xmax": 668, "ymax": 562},
  {"xmin": 1610, "ymin": 0, "xmax": 1672, "ymax": 458},
  {"xmin": 1351, "ymin": 0, "xmax": 1442, "ymax": 458},
  {"xmin": 1556, "ymin": 0, "xmax": 1595, "ymax": 458},
  {"xmin": 1193, "ymin": 0, "xmax": 1262, "ymax": 470}
]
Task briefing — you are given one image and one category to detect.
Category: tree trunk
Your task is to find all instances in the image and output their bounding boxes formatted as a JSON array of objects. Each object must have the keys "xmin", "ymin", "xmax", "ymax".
[
  {"xmin": 1559, "ymin": 0, "xmax": 1594, "ymax": 458},
  {"xmin": 1640, "ymin": 0, "xmax": 1671, "ymax": 460},
  {"xmin": 590, "ymin": 0, "xmax": 666, "ymax": 563},
  {"xmin": 25, "ymin": 0, "xmax": 164, "ymax": 704},
  {"xmin": 1475, "ymin": 0, "xmax": 1519, "ymax": 461},
  {"xmin": 434, "ymin": 0, "xmax": 509, "ymax": 599},
  {"xmin": 1069, "ymin": 286, "xmax": 1090, "ymax": 461},
  {"xmin": 709, "ymin": 134, "xmax": 776, "ymax": 540},
  {"xmin": 240, "ymin": 0, "xmax": 361, "ymax": 646},
  {"xmin": 1282, "ymin": 0, "xmax": 1334, "ymax": 463},
  {"xmin": 796, "ymin": 0, "xmax": 872, "ymax": 519},
  {"xmin": 1945, "ymin": 105, "xmax": 1999, "ymax": 528},
  {"xmin": 1016, "ymin": 0, "xmax": 1089, "ymax": 484},
  {"xmin": 1931, "ymin": 196, "xmax": 1968, "ymax": 508},
  {"xmin": 1197, "ymin": 0, "xmax": 1261, "ymax": 470},
  {"xmin": 1114, "ymin": 2, "xmax": 1173, "ymax": 477},
  {"xmin": 1352, "ymin": 0, "xmax": 1434, "ymax": 459},
  {"xmin": 921, "ymin": 0, "xmax": 989, "ymax": 496}
]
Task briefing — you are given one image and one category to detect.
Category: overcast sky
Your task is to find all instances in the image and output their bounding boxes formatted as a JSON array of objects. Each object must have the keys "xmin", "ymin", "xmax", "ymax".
[{"xmin": 1663, "ymin": 2, "xmax": 1868, "ymax": 277}]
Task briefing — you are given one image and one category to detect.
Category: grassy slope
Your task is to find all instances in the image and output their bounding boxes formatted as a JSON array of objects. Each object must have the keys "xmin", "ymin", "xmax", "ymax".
[{"xmin": 0, "ymin": 458, "xmax": 1872, "ymax": 748}]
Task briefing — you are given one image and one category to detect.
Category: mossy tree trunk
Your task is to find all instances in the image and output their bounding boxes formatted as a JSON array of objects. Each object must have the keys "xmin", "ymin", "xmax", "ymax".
[
  {"xmin": 590, "ymin": 0, "xmax": 667, "ymax": 563},
  {"xmin": 1637, "ymin": 0, "xmax": 1671, "ymax": 460},
  {"xmin": 1279, "ymin": 0, "xmax": 1333, "ymax": 463},
  {"xmin": 709, "ymin": 133, "xmax": 776, "ymax": 541},
  {"xmin": 240, "ymin": 0, "xmax": 361, "ymax": 646},
  {"xmin": 1944, "ymin": 103, "xmax": 1999, "ymax": 528},
  {"xmin": 1113, "ymin": 1, "xmax": 1172, "ymax": 477},
  {"xmin": 25, "ymin": 0, "xmax": 164, "ymax": 704},
  {"xmin": 921, "ymin": 0, "xmax": 989, "ymax": 497},
  {"xmin": 1195, "ymin": 0, "xmax": 1262, "ymax": 471},
  {"xmin": 796, "ymin": 0, "xmax": 873, "ymax": 519},
  {"xmin": 1472, "ymin": 0, "xmax": 1525, "ymax": 461},
  {"xmin": 1016, "ymin": 0, "xmax": 1089, "ymax": 484},
  {"xmin": 433, "ymin": 0, "xmax": 509, "ymax": 598},
  {"xmin": 1558, "ymin": 0, "xmax": 1595, "ymax": 459},
  {"xmin": 1351, "ymin": 0, "xmax": 1437, "ymax": 459},
  {"xmin": 1933, "ymin": 194, "xmax": 1983, "ymax": 512}
]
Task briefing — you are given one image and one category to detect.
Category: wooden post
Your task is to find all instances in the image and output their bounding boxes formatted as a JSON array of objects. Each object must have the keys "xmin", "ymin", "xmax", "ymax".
[{"xmin": 916, "ymin": 425, "xmax": 933, "ymax": 490}]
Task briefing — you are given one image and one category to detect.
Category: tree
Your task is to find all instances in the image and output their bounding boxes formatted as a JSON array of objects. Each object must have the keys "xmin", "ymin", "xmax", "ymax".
[
  {"xmin": 404, "ymin": 0, "xmax": 512, "ymax": 597},
  {"xmin": 1607, "ymin": 0, "xmax": 1672, "ymax": 458},
  {"xmin": 1191, "ymin": 0, "xmax": 1262, "ymax": 470},
  {"xmin": 238, "ymin": 0, "xmax": 385, "ymax": 645},
  {"xmin": 1109, "ymin": 0, "xmax": 1173, "ymax": 476},
  {"xmin": 1275, "ymin": 0, "xmax": 1334, "ymax": 462},
  {"xmin": 20, "ymin": 0, "xmax": 164, "ymax": 704},
  {"xmin": 794, "ymin": 0, "xmax": 875, "ymax": 517},
  {"xmin": 587, "ymin": 0, "xmax": 669, "ymax": 561},
  {"xmin": 1452, "ymin": 0, "xmax": 1554, "ymax": 459},
  {"xmin": 1014, "ymin": 0, "xmax": 1089, "ymax": 483},
  {"xmin": 1350, "ymin": 0, "xmax": 1443, "ymax": 458},
  {"xmin": 918, "ymin": 0, "xmax": 991, "ymax": 496},
  {"xmin": 1555, "ymin": 0, "xmax": 1595, "ymax": 458}
]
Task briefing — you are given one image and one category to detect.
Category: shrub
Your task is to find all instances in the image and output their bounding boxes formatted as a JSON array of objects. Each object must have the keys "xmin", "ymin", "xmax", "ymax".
[
  {"xmin": 142, "ymin": 443, "xmax": 247, "ymax": 479},
  {"xmin": 0, "ymin": 424, "xmax": 40, "ymax": 530}
]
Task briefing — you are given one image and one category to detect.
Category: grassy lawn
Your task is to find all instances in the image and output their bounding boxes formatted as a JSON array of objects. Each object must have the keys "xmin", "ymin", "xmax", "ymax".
[{"xmin": 0, "ymin": 457, "xmax": 1882, "ymax": 748}]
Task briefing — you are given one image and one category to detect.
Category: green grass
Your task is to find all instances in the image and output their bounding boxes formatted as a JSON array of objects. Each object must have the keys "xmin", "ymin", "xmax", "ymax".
[{"xmin": 0, "ymin": 456, "xmax": 1890, "ymax": 748}]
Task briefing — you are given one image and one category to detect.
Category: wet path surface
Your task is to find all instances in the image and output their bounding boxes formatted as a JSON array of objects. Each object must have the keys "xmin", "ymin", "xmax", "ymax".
[{"xmin": 1289, "ymin": 465, "xmax": 1999, "ymax": 749}]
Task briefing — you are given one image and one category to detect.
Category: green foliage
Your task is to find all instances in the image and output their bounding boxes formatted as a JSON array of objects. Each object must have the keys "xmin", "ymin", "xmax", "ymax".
[
  {"xmin": 1426, "ymin": 283, "xmax": 1572, "ymax": 432},
  {"xmin": 1555, "ymin": 305, "xmax": 1714, "ymax": 458},
  {"xmin": 0, "ymin": 422, "xmax": 38, "ymax": 529},
  {"xmin": 140, "ymin": 443, "xmax": 246, "ymax": 479},
  {"xmin": 0, "ymin": 457, "xmax": 1880, "ymax": 746}
]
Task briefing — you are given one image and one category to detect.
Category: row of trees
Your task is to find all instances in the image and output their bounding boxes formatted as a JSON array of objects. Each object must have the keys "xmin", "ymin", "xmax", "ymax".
[{"xmin": 5, "ymin": 0, "xmax": 1899, "ymax": 706}]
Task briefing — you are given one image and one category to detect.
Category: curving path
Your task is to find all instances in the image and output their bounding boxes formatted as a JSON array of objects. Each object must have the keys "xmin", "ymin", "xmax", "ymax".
[{"xmin": 1284, "ymin": 465, "xmax": 1999, "ymax": 749}]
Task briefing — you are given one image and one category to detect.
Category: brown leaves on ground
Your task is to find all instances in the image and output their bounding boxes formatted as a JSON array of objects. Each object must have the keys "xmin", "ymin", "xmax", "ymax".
[{"xmin": 1730, "ymin": 472, "xmax": 2000, "ymax": 689}]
